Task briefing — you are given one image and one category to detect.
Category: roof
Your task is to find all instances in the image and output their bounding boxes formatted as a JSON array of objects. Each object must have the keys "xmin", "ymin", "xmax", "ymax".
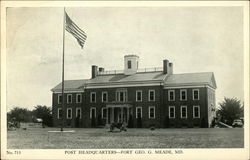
[
  {"xmin": 51, "ymin": 79, "xmax": 89, "ymax": 92},
  {"xmin": 164, "ymin": 72, "xmax": 217, "ymax": 89},
  {"xmin": 87, "ymin": 71, "xmax": 166, "ymax": 85},
  {"xmin": 51, "ymin": 72, "xmax": 217, "ymax": 91}
]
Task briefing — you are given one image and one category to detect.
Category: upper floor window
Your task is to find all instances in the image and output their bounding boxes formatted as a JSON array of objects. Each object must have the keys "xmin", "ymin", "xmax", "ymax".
[
  {"xmin": 168, "ymin": 90, "xmax": 175, "ymax": 101},
  {"xmin": 58, "ymin": 94, "xmax": 62, "ymax": 104},
  {"xmin": 57, "ymin": 108, "xmax": 62, "ymax": 119},
  {"xmin": 76, "ymin": 107, "xmax": 81, "ymax": 119},
  {"xmin": 180, "ymin": 106, "xmax": 187, "ymax": 118},
  {"xmin": 169, "ymin": 106, "xmax": 175, "ymax": 118},
  {"xmin": 193, "ymin": 106, "xmax": 200, "ymax": 118},
  {"xmin": 90, "ymin": 107, "xmax": 96, "ymax": 119},
  {"xmin": 180, "ymin": 89, "xmax": 187, "ymax": 101},
  {"xmin": 148, "ymin": 90, "xmax": 155, "ymax": 101},
  {"xmin": 128, "ymin": 60, "xmax": 132, "ymax": 69},
  {"xmin": 67, "ymin": 108, "xmax": 72, "ymax": 119},
  {"xmin": 149, "ymin": 106, "xmax": 155, "ymax": 119},
  {"xmin": 136, "ymin": 107, "xmax": 142, "ymax": 119},
  {"xmin": 76, "ymin": 94, "xmax": 82, "ymax": 103},
  {"xmin": 67, "ymin": 94, "xmax": 72, "ymax": 103},
  {"xmin": 193, "ymin": 89, "xmax": 199, "ymax": 100},
  {"xmin": 116, "ymin": 90, "xmax": 127, "ymax": 102},
  {"xmin": 90, "ymin": 92, "xmax": 96, "ymax": 103},
  {"xmin": 102, "ymin": 92, "xmax": 108, "ymax": 102},
  {"xmin": 136, "ymin": 90, "xmax": 142, "ymax": 102}
]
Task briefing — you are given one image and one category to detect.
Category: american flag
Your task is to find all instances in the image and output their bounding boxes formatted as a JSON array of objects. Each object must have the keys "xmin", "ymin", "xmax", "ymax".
[{"xmin": 65, "ymin": 12, "xmax": 87, "ymax": 49}]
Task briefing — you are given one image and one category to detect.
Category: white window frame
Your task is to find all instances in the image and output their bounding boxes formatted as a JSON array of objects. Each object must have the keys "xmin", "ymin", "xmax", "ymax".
[
  {"xmin": 58, "ymin": 94, "xmax": 62, "ymax": 104},
  {"xmin": 193, "ymin": 106, "xmax": 200, "ymax": 118},
  {"xmin": 67, "ymin": 94, "xmax": 72, "ymax": 104},
  {"xmin": 168, "ymin": 90, "xmax": 175, "ymax": 101},
  {"xmin": 90, "ymin": 107, "xmax": 96, "ymax": 119},
  {"xmin": 76, "ymin": 94, "xmax": 82, "ymax": 103},
  {"xmin": 169, "ymin": 106, "xmax": 175, "ymax": 119},
  {"xmin": 57, "ymin": 108, "xmax": 62, "ymax": 119},
  {"xmin": 148, "ymin": 106, "xmax": 155, "ymax": 119},
  {"xmin": 180, "ymin": 89, "xmax": 187, "ymax": 101},
  {"xmin": 90, "ymin": 92, "xmax": 96, "ymax": 103},
  {"xmin": 67, "ymin": 108, "xmax": 72, "ymax": 119},
  {"xmin": 102, "ymin": 107, "xmax": 107, "ymax": 119},
  {"xmin": 136, "ymin": 107, "xmax": 142, "ymax": 119},
  {"xmin": 148, "ymin": 90, "xmax": 155, "ymax": 101},
  {"xmin": 116, "ymin": 90, "xmax": 127, "ymax": 102},
  {"xmin": 180, "ymin": 106, "xmax": 187, "ymax": 118},
  {"xmin": 192, "ymin": 89, "xmax": 199, "ymax": 100},
  {"xmin": 136, "ymin": 90, "xmax": 142, "ymax": 102},
  {"xmin": 102, "ymin": 92, "xmax": 108, "ymax": 102},
  {"xmin": 76, "ymin": 107, "xmax": 82, "ymax": 119}
]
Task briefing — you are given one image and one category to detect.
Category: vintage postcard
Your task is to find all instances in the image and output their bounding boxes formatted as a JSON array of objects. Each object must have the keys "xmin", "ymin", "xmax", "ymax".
[{"xmin": 1, "ymin": 1, "xmax": 249, "ymax": 160}]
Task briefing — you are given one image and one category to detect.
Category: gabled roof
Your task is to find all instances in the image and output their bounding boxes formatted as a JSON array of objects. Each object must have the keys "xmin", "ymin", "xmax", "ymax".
[
  {"xmin": 87, "ymin": 71, "xmax": 166, "ymax": 85},
  {"xmin": 51, "ymin": 79, "xmax": 89, "ymax": 92},
  {"xmin": 164, "ymin": 72, "xmax": 217, "ymax": 89}
]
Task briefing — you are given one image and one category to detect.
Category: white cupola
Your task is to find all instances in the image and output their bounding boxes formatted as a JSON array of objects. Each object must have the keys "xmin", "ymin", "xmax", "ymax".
[{"xmin": 124, "ymin": 55, "xmax": 139, "ymax": 75}]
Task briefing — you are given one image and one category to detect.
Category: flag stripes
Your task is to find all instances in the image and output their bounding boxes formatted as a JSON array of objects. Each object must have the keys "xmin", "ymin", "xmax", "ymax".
[{"xmin": 65, "ymin": 12, "xmax": 87, "ymax": 49}]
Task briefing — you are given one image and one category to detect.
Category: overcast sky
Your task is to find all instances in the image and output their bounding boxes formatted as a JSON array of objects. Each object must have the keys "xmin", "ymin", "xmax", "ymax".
[{"xmin": 6, "ymin": 7, "xmax": 244, "ymax": 111}]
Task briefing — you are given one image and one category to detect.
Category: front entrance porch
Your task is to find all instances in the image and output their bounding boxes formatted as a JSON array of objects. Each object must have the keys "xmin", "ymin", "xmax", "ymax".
[{"xmin": 106, "ymin": 104, "xmax": 132, "ymax": 125}]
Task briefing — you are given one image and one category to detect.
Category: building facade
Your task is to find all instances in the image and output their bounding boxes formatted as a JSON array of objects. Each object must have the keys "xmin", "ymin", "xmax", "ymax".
[{"xmin": 51, "ymin": 55, "xmax": 217, "ymax": 128}]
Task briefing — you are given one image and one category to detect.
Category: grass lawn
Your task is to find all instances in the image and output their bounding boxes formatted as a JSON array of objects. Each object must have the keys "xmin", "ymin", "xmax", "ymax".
[{"xmin": 7, "ymin": 128, "xmax": 244, "ymax": 149}]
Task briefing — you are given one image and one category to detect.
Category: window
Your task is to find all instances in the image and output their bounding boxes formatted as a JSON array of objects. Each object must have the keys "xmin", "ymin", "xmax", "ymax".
[
  {"xmin": 76, "ymin": 94, "xmax": 82, "ymax": 103},
  {"xmin": 180, "ymin": 89, "xmax": 187, "ymax": 101},
  {"xmin": 57, "ymin": 108, "xmax": 62, "ymax": 119},
  {"xmin": 193, "ymin": 106, "xmax": 200, "ymax": 118},
  {"xmin": 169, "ymin": 106, "xmax": 175, "ymax": 118},
  {"xmin": 58, "ymin": 94, "xmax": 62, "ymax": 104},
  {"xmin": 136, "ymin": 90, "xmax": 142, "ymax": 102},
  {"xmin": 90, "ymin": 92, "xmax": 96, "ymax": 103},
  {"xmin": 148, "ymin": 90, "xmax": 155, "ymax": 101},
  {"xmin": 67, "ymin": 108, "xmax": 72, "ymax": 119},
  {"xmin": 136, "ymin": 107, "xmax": 142, "ymax": 119},
  {"xmin": 193, "ymin": 89, "xmax": 199, "ymax": 100},
  {"xmin": 116, "ymin": 90, "xmax": 127, "ymax": 102},
  {"xmin": 102, "ymin": 92, "xmax": 108, "ymax": 102},
  {"xmin": 102, "ymin": 108, "xmax": 107, "ymax": 119},
  {"xmin": 90, "ymin": 107, "xmax": 96, "ymax": 119},
  {"xmin": 168, "ymin": 90, "xmax": 175, "ymax": 101},
  {"xmin": 128, "ymin": 60, "xmax": 132, "ymax": 69},
  {"xmin": 149, "ymin": 106, "xmax": 155, "ymax": 119},
  {"xmin": 67, "ymin": 94, "xmax": 72, "ymax": 103},
  {"xmin": 180, "ymin": 106, "xmax": 187, "ymax": 118},
  {"xmin": 76, "ymin": 108, "xmax": 81, "ymax": 119}
]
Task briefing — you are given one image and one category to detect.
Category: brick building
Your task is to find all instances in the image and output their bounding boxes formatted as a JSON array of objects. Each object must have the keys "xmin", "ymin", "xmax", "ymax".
[{"xmin": 51, "ymin": 55, "xmax": 217, "ymax": 128}]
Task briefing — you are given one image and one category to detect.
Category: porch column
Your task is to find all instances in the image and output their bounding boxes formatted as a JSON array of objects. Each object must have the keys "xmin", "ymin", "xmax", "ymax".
[
  {"xmin": 111, "ymin": 107, "xmax": 114, "ymax": 123},
  {"xmin": 121, "ymin": 107, "xmax": 124, "ymax": 123},
  {"xmin": 106, "ymin": 107, "xmax": 108, "ymax": 125},
  {"xmin": 127, "ymin": 107, "xmax": 129, "ymax": 124}
]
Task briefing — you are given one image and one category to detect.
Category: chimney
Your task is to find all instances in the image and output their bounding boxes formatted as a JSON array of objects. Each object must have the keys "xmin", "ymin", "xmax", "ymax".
[
  {"xmin": 169, "ymin": 63, "xmax": 173, "ymax": 74},
  {"xmin": 92, "ymin": 65, "xmax": 98, "ymax": 79},
  {"xmin": 99, "ymin": 67, "xmax": 104, "ymax": 72},
  {"xmin": 163, "ymin": 59, "xmax": 169, "ymax": 74}
]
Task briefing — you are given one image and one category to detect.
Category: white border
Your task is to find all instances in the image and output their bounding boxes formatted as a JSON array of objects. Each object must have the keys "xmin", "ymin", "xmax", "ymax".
[
  {"xmin": 1, "ymin": 1, "xmax": 249, "ymax": 160},
  {"xmin": 136, "ymin": 106, "xmax": 142, "ymax": 119}
]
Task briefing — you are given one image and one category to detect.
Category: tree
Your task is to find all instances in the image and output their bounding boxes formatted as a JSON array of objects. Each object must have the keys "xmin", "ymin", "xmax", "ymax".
[
  {"xmin": 8, "ymin": 107, "xmax": 32, "ymax": 123},
  {"xmin": 217, "ymin": 97, "xmax": 243, "ymax": 126},
  {"xmin": 32, "ymin": 105, "xmax": 53, "ymax": 127}
]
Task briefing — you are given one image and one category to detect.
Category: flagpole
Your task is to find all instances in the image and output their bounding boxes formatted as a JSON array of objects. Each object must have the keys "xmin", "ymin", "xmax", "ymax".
[{"xmin": 61, "ymin": 7, "xmax": 66, "ymax": 132}]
